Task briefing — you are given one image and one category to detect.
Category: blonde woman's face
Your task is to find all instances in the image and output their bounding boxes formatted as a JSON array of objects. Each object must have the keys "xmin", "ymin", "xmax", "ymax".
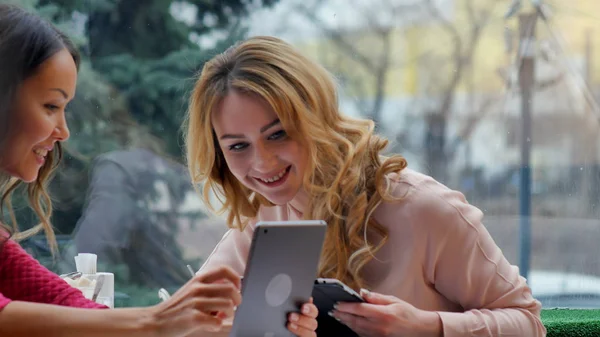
[{"xmin": 212, "ymin": 91, "xmax": 308, "ymax": 205}]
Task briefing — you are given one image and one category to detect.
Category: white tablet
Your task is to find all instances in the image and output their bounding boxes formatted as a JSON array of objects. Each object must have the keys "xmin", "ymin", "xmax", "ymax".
[{"xmin": 230, "ymin": 220, "xmax": 327, "ymax": 337}]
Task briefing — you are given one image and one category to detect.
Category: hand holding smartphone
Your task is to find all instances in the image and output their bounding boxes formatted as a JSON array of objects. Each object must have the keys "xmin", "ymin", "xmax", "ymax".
[{"xmin": 312, "ymin": 278, "xmax": 364, "ymax": 337}]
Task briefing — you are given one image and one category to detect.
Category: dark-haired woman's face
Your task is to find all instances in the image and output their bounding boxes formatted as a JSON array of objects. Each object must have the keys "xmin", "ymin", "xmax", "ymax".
[{"xmin": 0, "ymin": 48, "xmax": 76, "ymax": 182}]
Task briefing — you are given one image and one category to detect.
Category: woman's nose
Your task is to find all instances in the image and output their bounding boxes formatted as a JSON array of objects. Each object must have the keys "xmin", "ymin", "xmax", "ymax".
[
  {"xmin": 53, "ymin": 115, "xmax": 70, "ymax": 141},
  {"xmin": 253, "ymin": 143, "xmax": 277, "ymax": 172}
]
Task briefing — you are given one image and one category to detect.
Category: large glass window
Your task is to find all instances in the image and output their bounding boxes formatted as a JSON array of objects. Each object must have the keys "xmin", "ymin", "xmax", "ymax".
[{"xmin": 7, "ymin": 0, "xmax": 600, "ymax": 309}]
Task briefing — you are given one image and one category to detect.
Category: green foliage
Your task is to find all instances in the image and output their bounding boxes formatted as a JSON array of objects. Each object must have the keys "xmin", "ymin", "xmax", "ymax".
[
  {"xmin": 4, "ymin": 0, "xmax": 276, "ymax": 233},
  {"xmin": 2, "ymin": 0, "xmax": 278, "ymax": 307},
  {"xmin": 37, "ymin": 0, "xmax": 264, "ymax": 156}
]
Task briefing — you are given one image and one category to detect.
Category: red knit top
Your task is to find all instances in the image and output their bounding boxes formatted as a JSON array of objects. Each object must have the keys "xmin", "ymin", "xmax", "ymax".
[{"xmin": 0, "ymin": 239, "xmax": 107, "ymax": 310}]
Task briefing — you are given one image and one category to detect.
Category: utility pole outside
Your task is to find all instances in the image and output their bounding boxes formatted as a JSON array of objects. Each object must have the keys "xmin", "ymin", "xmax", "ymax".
[
  {"xmin": 517, "ymin": 12, "xmax": 538, "ymax": 282},
  {"xmin": 583, "ymin": 29, "xmax": 598, "ymax": 214}
]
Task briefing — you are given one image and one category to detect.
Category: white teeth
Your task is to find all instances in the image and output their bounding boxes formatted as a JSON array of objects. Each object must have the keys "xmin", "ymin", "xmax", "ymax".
[
  {"xmin": 33, "ymin": 149, "xmax": 48, "ymax": 157},
  {"xmin": 260, "ymin": 168, "xmax": 287, "ymax": 183}
]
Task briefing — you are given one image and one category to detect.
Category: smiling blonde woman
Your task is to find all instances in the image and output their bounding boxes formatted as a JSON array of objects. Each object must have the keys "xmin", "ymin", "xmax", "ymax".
[{"xmin": 185, "ymin": 36, "xmax": 546, "ymax": 337}]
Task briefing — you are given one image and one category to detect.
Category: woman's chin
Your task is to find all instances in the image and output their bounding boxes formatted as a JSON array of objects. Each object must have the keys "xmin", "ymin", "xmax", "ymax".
[
  {"xmin": 14, "ymin": 170, "xmax": 38, "ymax": 183},
  {"xmin": 248, "ymin": 180, "xmax": 299, "ymax": 206}
]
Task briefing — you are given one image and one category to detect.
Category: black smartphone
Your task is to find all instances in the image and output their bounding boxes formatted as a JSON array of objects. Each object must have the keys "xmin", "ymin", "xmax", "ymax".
[{"xmin": 312, "ymin": 278, "xmax": 364, "ymax": 337}]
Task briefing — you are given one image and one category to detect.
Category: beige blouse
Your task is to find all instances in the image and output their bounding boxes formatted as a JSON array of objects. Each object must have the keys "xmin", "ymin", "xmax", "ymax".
[{"xmin": 199, "ymin": 169, "xmax": 546, "ymax": 337}]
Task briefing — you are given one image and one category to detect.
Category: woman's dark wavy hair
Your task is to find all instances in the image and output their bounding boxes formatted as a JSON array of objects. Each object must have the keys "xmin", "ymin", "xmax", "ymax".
[{"xmin": 0, "ymin": 4, "xmax": 80, "ymax": 254}]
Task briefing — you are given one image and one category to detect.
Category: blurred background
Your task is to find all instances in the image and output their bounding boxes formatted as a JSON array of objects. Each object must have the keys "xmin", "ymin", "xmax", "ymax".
[{"xmin": 3, "ymin": 0, "xmax": 600, "ymax": 309}]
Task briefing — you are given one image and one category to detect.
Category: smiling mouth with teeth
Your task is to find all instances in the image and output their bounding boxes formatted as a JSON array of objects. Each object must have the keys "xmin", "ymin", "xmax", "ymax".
[
  {"xmin": 33, "ymin": 149, "xmax": 48, "ymax": 157},
  {"xmin": 33, "ymin": 148, "xmax": 49, "ymax": 165},
  {"xmin": 256, "ymin": 166, "xmax": 290, "ymax": 184}
]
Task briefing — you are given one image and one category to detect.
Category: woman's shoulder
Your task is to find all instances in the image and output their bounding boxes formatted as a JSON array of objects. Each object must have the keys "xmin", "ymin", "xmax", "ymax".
[
  {"xmin": 385, "ymin": 168, "xmax": 430, "ymax": 191},
  {"xmin": 0, "ymin": 227, "xmax": 9, "ymax": 240},
  {"xmin": 383, "ymin": 168, "xmax": 444, "ymax": 203},
  {"xmin": 0, "ymin": 227, "xmax": 15, "ymax": 253},
  {"xmin": 376, "ymin": 168, "xmax": 484, "ymax": 233},
  {"xmin": 0, "ymin": 236, "xmax": 36, "ymax": 271}
]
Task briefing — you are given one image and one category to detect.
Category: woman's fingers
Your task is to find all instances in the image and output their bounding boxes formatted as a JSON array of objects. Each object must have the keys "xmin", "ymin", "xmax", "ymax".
[
  {"xmin": 288, "ymin": 312, "xmax": 318, "ymax": 331},
  {"xmin": 301, "ymin": 300, "xmax": 318, "ymax": 318},
  {"xmin": 195, "ymin": 266, "xmax": 241, "ymax": 288},
  {"xmin": 192, "ymin": 298, "xmax": 235, "ymax": 317},
  {"xmin": 287, "ymin": 319, "xmax": 317, "ymax": 337},
  {"xmin": 191, "ymin": 310, "xmax": 225, "ymax": 330},
  {"xmin": 192, "ymin": 282, "xmax": 242, "ymax": 306}
]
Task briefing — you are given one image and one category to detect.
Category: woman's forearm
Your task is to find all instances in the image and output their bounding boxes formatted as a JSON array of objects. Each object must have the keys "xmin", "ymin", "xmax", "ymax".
[{"xmin": 0, "ymin": 301, "xmax": 155, "ymax": 337}]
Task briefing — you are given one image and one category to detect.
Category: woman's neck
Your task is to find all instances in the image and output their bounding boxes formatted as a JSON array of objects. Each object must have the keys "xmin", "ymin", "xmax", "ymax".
[{"xmin": 289, "ymin": 188, "xmax": 309, "ymax": 215}]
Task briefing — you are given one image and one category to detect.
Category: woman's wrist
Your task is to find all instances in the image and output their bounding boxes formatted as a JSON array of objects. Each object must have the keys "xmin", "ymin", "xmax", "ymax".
[
  {"xmin": 133, "ymin": 306, "xmax": 163, "ymax": 337},
  {"xmin": 95, "ymin": 306, "xmax": 160, "ymax": 337},
  {"xmin": 416, "ymin": 309, "xmax": 443, "ymax": 337},
  {"xmin": 93, "ymin": 307, "xmax": 159, "ymax": 337}
]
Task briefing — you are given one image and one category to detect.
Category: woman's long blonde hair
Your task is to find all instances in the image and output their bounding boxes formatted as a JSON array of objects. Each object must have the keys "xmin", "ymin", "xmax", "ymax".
[{"xmin": 184, "ymin": 36, "xmax": 407, "ymax": 290}]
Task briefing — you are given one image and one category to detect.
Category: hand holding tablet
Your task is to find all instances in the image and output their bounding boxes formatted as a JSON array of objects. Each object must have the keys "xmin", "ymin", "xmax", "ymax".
[{"xmin": 229, "ymin": 220, "xmax": 326, "ymax": 337}]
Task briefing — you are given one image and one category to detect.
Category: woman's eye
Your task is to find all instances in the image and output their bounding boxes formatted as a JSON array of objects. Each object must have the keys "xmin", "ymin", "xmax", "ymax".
[
  {"xmin": 268, "ymin": 130, "xmax": 287, "ymax": 140},
  {"xmin": 45, "ymin": 104, "xmax": 60, "ymax": 112},
  {"xmin": 228, "ymin": 143, "xmax": 248, "ymax": 151}
]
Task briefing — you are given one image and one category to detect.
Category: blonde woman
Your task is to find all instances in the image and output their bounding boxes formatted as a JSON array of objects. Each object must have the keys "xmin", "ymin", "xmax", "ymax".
[{"xmin": 185, "ymin": 36, "xmax": 547, "ymax": 337}]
